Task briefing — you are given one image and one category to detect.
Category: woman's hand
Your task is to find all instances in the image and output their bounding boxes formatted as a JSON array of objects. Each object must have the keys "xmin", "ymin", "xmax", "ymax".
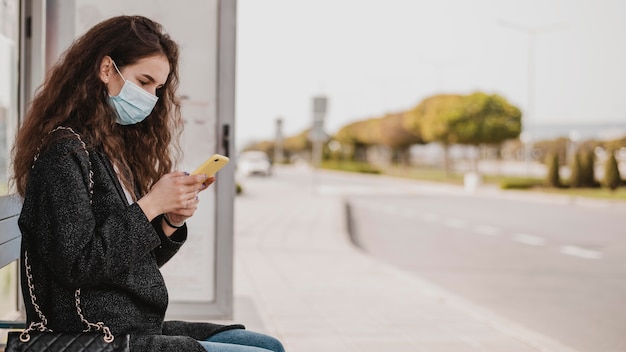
[
  {"xmin": 137, "ymin": 171, "xmax": 214, "ymax": 223},
  {"xmin": 165, "ymin": 176, "xmax": 215, "ymax": 224}
]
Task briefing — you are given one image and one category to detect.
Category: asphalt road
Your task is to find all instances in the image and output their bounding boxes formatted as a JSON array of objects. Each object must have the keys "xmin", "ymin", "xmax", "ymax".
[{"xmin": 336, "ymin": 173, "xmax": 626, "ymax": 352}]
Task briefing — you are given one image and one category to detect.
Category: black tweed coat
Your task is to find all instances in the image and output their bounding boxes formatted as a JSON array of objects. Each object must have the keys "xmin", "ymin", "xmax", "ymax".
[{"xmin": 18, "ymin": 128, "xmax": 244, "ymax": 352}]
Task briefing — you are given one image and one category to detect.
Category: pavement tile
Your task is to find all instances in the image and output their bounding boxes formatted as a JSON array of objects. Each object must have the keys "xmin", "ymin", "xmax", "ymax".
[
  {"xmin": 411, "ymin": 341, "xmax": 483, "ymax": 352},
  {"xmin": 349, "ymin": 338, "xmax": 423, "ymax": 352},
  {"xmin": 285, "ymin": 337, "xmax": 355, "ymax": 352},
  {"xmin": 473, "ymin": 338, "xmax": 542, "ymax": 352}
]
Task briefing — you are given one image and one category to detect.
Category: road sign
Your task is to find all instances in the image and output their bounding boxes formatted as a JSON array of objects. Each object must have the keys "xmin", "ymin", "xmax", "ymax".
[{"xmin": 310, "ymin": 96, "xmax": 328, "ymax": 142}]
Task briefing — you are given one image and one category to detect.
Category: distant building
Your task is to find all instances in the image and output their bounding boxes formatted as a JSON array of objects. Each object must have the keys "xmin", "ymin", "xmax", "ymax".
[{"xmin": 528, "ymin": 122, "xmax": 626, "ymax": 141}]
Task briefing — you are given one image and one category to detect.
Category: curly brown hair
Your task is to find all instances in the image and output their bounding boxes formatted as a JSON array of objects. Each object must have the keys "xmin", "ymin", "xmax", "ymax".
[{"xmin": 12, "ymin": 15, "xmax": 182, "ymax": 199}]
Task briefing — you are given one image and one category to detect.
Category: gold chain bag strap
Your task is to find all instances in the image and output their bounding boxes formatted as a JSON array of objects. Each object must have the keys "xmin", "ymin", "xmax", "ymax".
[{"xmin": 6, "ymin": 127, "xmax": 130, "ymax": 352}]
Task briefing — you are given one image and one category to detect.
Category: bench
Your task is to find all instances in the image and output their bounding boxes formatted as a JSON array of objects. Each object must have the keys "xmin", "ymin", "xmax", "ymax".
[{"xmin": 0, "ymin": 194, "xmax": 26, "ymax": 331}]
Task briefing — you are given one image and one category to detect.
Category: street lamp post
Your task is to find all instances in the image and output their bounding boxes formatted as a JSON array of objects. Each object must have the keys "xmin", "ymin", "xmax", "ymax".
[
  {"xmin": 274, "ymin": 117, "xmax": 284, "ymax": 164},
  {"xmin": 497, "ymin": 20, "xmax": 567, "ymax": 177},
  {"xmin": 519, "ymin": 131, "xmax": 532, "ymax": 176},
  {"xmin": 310, "ymin": 96, "xmax": 328, "ymax": 168}
]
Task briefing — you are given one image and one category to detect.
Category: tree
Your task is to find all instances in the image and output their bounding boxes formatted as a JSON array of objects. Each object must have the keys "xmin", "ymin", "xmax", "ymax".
[
  {"xmin": 546, "ymin": 153, "xmax": 561, "ymax": 188},
  {"xmin": 580, "ymin": 150, "xmax": 597, "ymax": 187},
  {"xmin": 377, "ymin": 112, "xmax": 423, "ymax": 166},
  {"xmin": 404, "ymin": 94, "xmax": 465, "ymax": 175},
  {"xmin": 283, "ymin": 128, "xmax": 312, "ymax": 154},
  {"xmin": 243, "ymin": 140, "xmax": 275, "ymax": 156},
  {"xmin": 334, "ymin": 119, "xmax": 380, "ymax": 162},
  {"xmin": 404, "ymin": 92, "xmax": 521, "ymax": 175},
  {"xmin": 604, "ymin": 151, "xmax": 622, "ymax": 191},
  {"xmin": 569, "ymin": 151, "xmax": 583, "ymax": 188},
  {"xmin": 604, "ymin": 136, "xmax": 626, "ymax": 152},
  {"xmin": 452, "ymin": 92, "xmax": 522, "ymax": 146},
  {"xmin": 455, "ymin": 93, "xmax": 522, "ymax": 172}
]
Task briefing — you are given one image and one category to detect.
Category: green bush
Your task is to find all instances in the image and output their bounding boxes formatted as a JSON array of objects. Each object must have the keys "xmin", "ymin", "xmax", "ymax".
[
  {"xmin": 604, "ymin": 152, "xmax": 622, "ymax": 191},
  {"xmin": 500, "ymin": 177, "xmax": 541, "ymax": 190},
  {"xmin": 580, "ymin": 150, "xmax": 598, "ymax": 187},
  {"xmin": 545, "ymin": 153, "xmax": 561, "ymax": 188},
  {"xmin": 321, "ymin": 161, "xmax": 382, "ymax": 174},
  {"xmin": 569, "ymin": 151, "xmax": 583, "ymax": 188}
]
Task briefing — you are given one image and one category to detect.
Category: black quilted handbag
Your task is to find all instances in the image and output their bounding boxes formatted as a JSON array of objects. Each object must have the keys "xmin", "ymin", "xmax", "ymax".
[
  {"xmin": 6, "ymin": 127, "xmax": 130, "ymax": 352},
  {"xmin": 5, "ymin": 331, "xmax": 130, "ymax": 351}
]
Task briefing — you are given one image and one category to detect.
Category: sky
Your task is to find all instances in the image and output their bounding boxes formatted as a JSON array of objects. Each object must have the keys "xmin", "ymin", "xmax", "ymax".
[{"xmin": 235, "ymin": 0, "xmax": 626, "ymax": 149}]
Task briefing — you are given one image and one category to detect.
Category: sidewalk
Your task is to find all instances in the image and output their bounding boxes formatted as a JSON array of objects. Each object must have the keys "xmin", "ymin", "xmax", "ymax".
[{"xmin": 226, "ymin": 166, "xmax": 581, "ymax": 352}]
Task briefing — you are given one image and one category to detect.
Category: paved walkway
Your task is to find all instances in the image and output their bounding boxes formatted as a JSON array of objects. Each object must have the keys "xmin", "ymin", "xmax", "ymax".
[{"xmin": 225, "ymin": 165, "xmax": 583, "ymax": 352}]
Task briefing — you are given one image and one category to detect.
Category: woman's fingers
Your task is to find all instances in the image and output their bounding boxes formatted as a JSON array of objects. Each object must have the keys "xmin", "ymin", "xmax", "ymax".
[
  {"xmin": 145, "ymin": 171, "xmax": 211, "ymax": 215},
  {"xmin": 171, "ymin": 198, "xmax": 199, "ymax": 216},
  {"xmin": 200, "ymin": 176, "xmax": 215, "ymax": 191}
]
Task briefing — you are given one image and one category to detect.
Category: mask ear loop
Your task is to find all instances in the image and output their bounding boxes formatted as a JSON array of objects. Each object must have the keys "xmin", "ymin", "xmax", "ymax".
[{"xmin": 111, "ymin": 60, "xmax": 126, "ymax": 81}]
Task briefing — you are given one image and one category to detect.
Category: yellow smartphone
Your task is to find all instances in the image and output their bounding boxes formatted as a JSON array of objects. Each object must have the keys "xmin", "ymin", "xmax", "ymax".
[{"xmin": 192, "ymin": 154, "xmax": 230, "ymax": 177}]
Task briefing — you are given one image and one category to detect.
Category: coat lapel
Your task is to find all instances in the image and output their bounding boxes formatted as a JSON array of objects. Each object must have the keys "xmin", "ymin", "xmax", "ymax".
[{"xmin": 97, "ymin": 151, "xmax": 131, "ymax": 205}]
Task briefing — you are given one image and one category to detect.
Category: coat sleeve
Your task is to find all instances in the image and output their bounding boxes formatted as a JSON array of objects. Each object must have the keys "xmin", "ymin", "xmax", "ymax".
[
  {"xmin": 162, "ymin": 320, "xmax": 245, "ymax": 341},
  {"xmin": 20, "ymin": 133, "xmax": 162, "ymax": 288},
  {"xmin": 131, "ymin": 334, "xmax": 208, "ymax": 352},
  {"xmin": 151, "ymin": 215, "xmax": 187, "ymax": 267}
]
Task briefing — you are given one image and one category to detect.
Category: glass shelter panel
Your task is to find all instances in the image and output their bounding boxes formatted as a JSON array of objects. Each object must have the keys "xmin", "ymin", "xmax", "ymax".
[
  {"xmin": 0, "ymin": 0, "xmax": 19, "ymax": 195},
  {"xmin": 0, "ymin": 0, "xmax": 20, "ymax": 320}
]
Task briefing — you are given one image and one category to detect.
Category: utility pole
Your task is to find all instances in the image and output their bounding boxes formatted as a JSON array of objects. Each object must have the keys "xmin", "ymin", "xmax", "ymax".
[
  {"xmin": 274, "ymin": 117, "xmax": 284, "ymax": 164},
  {"xmin": 497, "ymin": 20, "xmax": 568, "ymax": 177},
  {"xmin": 309, "ymin": 96, "xmax": 328, "ymax": 168}
]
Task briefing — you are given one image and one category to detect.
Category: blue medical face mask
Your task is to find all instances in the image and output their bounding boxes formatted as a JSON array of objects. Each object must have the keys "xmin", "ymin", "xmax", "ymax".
[{"xmin": 108, "ymin": 60, "xmax": 159, "ymax": 125}]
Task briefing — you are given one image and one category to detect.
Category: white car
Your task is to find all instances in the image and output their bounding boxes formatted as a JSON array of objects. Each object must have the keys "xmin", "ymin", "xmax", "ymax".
[{"xmin": 236, "ymin": 151, "xmax": 272, "ymax": 176}]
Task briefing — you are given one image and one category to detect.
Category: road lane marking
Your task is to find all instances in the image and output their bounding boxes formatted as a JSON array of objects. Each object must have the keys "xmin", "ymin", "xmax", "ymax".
[
  {"xmin": 473, "ymin": 225, "xmax": 500, "ymax": 236},
  {"xmin": 421, "ymin": 213, "xmax": 439, "ymax": 222},
  {"xmin": 513, "ymin": 234, "xmax": 546, "ymax": 246},
  {"xmin": 444, "ymin": 218, "xmax": 467, "ymax": 229},
  {"xmin": 560, "ymin": 245, "xmax": 603, "ymax": 259}
]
